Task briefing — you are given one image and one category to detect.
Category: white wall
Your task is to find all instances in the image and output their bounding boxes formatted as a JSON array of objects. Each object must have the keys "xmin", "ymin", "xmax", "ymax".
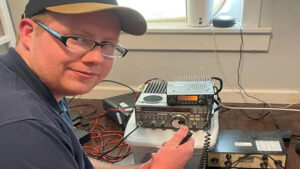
[{"xmin": 2, "ymin": 0, "xmax": 300, "ymax": 104}]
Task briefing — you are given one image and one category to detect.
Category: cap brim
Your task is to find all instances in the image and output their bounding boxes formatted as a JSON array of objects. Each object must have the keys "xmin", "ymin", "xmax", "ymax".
[{"xmin": 46, "ymin": 3, "xmax": 147, "ymax": 35}]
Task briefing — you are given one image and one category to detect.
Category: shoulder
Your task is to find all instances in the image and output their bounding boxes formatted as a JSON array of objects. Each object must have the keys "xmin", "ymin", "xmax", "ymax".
[
  {"xmin": 0, "ymin": 119, "xmax": 82, "ymax": 169},
  {"xmin": 0, "ymin": 91, "xmax": 54, "ymax": 126}
]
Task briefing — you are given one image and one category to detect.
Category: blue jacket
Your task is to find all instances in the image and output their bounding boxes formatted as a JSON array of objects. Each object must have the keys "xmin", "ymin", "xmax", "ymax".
[{"xmin": 0, "ymin": 48, "xmax": 93, "ymax": 169}]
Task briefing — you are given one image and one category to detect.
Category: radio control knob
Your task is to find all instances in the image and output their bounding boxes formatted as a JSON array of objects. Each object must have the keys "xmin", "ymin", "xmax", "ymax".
[
  {"xmin": 170, "ymin": 115, "xmax": 186, "ymax": 128},
  {"xmin": 211, "ymin": 157, "xmax": 219, "ymax": 164},
  {"xmin": 160, "ymin": 121, "xmax": 165, "ymax": 128},
  {"xmin": 226, "ymin": 154, "xmax": 232, "ymax": 160},
  {"xmin": 192, "ymin": 122, "xmax": 197, "ymax": 129},
  {"xmin": 151, "ymin": 121, "xmax": 156, "ymax": 127}
]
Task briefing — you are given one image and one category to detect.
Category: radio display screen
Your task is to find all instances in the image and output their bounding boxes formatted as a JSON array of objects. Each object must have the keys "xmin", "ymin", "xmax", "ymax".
[{"xmin": 177, "ymin": 96, "xmax": 198, "ymax": 101}]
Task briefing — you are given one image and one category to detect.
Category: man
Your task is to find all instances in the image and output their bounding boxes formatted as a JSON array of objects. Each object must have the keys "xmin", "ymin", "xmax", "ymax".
[{"xmin": 0, "ymin": 0, "xmax": 194, "ymax": 169}]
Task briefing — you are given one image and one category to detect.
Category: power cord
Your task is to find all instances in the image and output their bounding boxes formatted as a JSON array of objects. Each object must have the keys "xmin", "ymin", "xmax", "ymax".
[
  {"xmin": 219, "ymin": 101, "xmax": 300, "ymax": 112},
  {"xmin": 235, "ymin": 23, "xmax": 267, "ymax": 105},
  {"xmin": 97, "ymin": 125, "xmax": 139, "ymax": 160},
  {"xmin": 101, "ymin": 80, "xmax": 136, "ymax": 94}
]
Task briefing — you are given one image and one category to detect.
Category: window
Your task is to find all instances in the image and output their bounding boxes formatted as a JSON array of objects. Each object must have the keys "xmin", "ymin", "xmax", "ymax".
[
  {"xmin": 118, "ymin": 0, "xmax": 271, "ymax": 52},
  {"xmin": 118, "ymin": 0, "xmax": 242, "ymax": 24}
]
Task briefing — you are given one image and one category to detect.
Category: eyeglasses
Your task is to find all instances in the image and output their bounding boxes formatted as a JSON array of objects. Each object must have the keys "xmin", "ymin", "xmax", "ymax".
[{"xmin": 34, "ymin": 21, "xmax": 128, "ymax": 59}]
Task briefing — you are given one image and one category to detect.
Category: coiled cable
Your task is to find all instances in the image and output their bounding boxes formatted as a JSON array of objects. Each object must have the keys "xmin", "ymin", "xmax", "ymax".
[{"xmin": 198, "ymin": 131, "xmax": 211, "ymax": 169}]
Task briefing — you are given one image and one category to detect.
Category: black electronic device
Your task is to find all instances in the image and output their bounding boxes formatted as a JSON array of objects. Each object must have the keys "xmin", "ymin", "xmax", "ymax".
[
  {"xmin": 208, "ymin": 130, "xmax": 287, "ymax": 169},
  {"xmin": 70, "ymin": 113, "xmax": 81, "ymax": 127},
  {"xmin": 74, "ymin": 129, "xmax": 91, "ymax": 145},
  {"xmin": 296, "ymin": 142, "xmax": 300, "ymax": 155},
  {"xmin": 213, "ymin": 15, "xmax": 236, "ymax": 28},
  {"xmin": 167, "ymin": 80, "xmax": 214, "ymax": 106},
  {"xmin": 135, "ymin": 79, "xmax": 215, "ymax": 130},
  {"xmin": 276, "ymin": 129, "xmax": 291, "ymax": 143},
  {"xmin": 103, "ymin": 92, "xmax": 136, "ymax": 129}
]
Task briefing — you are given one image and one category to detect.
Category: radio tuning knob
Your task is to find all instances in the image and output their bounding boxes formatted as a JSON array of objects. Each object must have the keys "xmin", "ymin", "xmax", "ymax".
[{"xmin": 170, "ymin": 115, "xmax": 186, "ymax": 128}]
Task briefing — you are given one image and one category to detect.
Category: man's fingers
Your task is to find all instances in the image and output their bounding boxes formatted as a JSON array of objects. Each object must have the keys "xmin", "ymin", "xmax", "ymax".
[
  {"xmin": 164, "ymin": 126, "xmax": 189, "ymax": 147},
  {"xmin": 178, "ymin": 137, "xmax": 195, "ymax": 153}
]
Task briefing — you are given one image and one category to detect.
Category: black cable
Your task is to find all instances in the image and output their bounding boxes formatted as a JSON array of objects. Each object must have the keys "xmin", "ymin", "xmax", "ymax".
[
  {"xmin": 211, "ymin": 77, "xmax": 223, "ymax": 115},
  {"xmin": 270, "ymin": 113, "xmax": 280, "ymax": 129},
  {"xmin": 198, "ymin": 131, "xmax": 211, "ymax": 169},
  {"xmin": 100, "ymin": 80, "xmax": 136, "ymax": 127},
  {"xmin": 219, "ymin": 107, "xmax": 230, "ymax": 114},
  {"xmin": 67, "ymin": 96, "xmax": 76, "ymax": 105},
  {"xmin": 69, "ymin": 103, "xmax": 98, "ymax": 118},
  {"xmin": 292, "ymin": 134, "xmax": 300, "ymax": 138},
  {"xmin": 230, "ymin": 25, "xmax": 271, "ymax": 121},
  {"xmin": 235, "ymin": 23, "xmax": 266, "ymax": 105},
  {"xmin": 97, "ymin": 124, "xmax": 139, "ymax": 160},
  {"xmin": 292, "ymin": 136, "xmax": 300, "ymax": 141},
  {"xmin": 223, "ymin": 104, "xmax": 271, "ymax": 121},
  {"xmin": 266, "ymin": 154, "xmax": 285, "ymax": 169},
  {"xmin": 227, "ymin": 154, "xmax": 252, "ymax": 168},
  {"xmin": 240, "ymin": 109, "xmax": 271, "ymax": 120},
  {"xmin": 211, "ymin": 77, "xmax": 223, "ymax": 95},
  {"xmin": 100, "ymin": 80, "xmax": 136, "ymax": 94}
]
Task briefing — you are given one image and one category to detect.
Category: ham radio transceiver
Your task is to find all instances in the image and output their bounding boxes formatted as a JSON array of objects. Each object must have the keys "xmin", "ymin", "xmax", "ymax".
[{"xmin": 135, "ymin": 79, "xmax": 215, "ymax": 130}]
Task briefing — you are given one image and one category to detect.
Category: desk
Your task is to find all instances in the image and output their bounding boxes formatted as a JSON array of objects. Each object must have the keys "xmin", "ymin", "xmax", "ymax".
[{"xmin": 70, "ymin": 99, "xmax": 300, "ymax": 168}]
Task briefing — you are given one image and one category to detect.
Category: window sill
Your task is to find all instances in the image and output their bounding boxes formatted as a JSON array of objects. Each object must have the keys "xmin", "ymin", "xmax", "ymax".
[{"xmin": 120, "ymin": 22, "xmax": 272, "ymax": 52}]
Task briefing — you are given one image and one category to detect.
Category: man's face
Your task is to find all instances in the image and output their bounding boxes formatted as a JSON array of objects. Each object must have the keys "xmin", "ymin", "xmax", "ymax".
[{"xmin": 26, "ymin": 11, "xmax": 121, "ymax": 100}]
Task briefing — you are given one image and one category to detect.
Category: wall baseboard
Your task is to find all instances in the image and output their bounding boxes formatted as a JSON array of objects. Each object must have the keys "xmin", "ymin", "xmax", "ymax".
[{"xmin": 77, "ymin": 85, "xmax": 300, "ymax": 104}]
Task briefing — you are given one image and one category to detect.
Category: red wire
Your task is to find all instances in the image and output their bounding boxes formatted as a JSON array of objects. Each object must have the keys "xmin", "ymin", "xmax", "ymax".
[{"xmin": 78, "ymin": 109, "xmax": 132, "ymax": 163}]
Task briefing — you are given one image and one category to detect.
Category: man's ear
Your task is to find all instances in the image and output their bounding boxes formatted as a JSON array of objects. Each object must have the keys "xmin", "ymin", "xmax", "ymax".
[{"xmin": 18, "ymin": 18, "xmax": 35, "ymax": 50}]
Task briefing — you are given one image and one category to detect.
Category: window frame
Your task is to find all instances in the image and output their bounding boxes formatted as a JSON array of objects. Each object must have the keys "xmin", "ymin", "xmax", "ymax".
[{"xmin": 119, "ymin": 0, "xmax": 271, "ymax": 52}]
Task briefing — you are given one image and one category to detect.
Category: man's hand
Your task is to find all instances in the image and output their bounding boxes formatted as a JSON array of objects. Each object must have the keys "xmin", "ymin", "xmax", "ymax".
[{"xmin": 142, "ymin": 126, "xmax": 195, "ymax": 169}]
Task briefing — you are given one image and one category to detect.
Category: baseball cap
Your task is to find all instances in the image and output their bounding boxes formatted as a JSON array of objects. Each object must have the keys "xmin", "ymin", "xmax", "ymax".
[{"xmin": 22, "ymin": 0, "xmax": 147, "ymax": 35}]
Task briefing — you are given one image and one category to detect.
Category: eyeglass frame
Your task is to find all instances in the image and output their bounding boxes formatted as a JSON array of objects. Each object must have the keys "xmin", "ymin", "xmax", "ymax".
[{"xmin": 33, "ymin": 20, "xmax": 128, "ymax": 59}]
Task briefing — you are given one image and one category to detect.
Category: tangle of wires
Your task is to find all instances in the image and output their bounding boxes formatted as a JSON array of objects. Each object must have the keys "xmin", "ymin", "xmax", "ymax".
[
  {"xmin": 75, "ymin": 108, "xmax": 137, "ymax": 163},
  {"xmin": 69, "ymin": 80, "xmax": 143, "ymax": 163},
  {"xmin": 100, "ymin": 80, "xmax": 137, "ymax": 122}
]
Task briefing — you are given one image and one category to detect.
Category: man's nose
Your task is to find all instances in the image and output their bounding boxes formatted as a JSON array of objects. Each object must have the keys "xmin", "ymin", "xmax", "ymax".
[{"xmin": 81, "ymin": 46, "xmax": 105, "ymax": 64}]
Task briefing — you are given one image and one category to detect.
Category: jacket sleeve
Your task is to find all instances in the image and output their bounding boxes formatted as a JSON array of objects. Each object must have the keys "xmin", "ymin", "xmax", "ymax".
[{"xmin": 0, "ymin": 119, "xmax": 89, "ymax": 169}]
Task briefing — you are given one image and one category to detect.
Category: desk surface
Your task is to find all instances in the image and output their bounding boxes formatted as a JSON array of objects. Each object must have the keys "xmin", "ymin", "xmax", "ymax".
[{"xmin": 70, "ymin": 99, "xmax": 300, "ymax": 169}]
